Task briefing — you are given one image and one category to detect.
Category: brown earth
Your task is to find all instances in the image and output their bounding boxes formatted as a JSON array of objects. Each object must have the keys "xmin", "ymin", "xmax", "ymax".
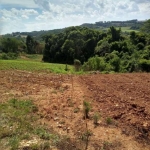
[{"xmin": 0, "ymin": 70, "xmax": 150, "ymax": 150}]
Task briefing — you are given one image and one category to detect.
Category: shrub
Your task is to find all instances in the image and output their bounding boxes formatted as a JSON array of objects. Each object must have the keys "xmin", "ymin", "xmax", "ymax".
[
  {"xmin": 82, "ymin": 56, "xmax": 106, "ymax": 71},
  {"xmin": 0, "ymin": 52, "xmax": 18, "ymax": 60},
  {"xmin": 139, "ymin": 59, "xmax": 150, "ymax": 72},
  {"xmin": 83, "ymin": 101, "xmax": 91, "ymax": 119},
  {"xmin": 93, "ymin": 113, "xmax": 100, "ymax": 125},
  {"xmin": 106, "ymin": 117, "xmax": 113, "ymax": 125}
]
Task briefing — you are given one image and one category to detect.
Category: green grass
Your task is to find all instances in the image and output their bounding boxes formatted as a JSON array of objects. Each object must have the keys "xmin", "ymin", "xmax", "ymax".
[
  {"xmin": 20, "ymin": 54, "xmax": 43, "ymax": 61},
  {"xmin": 117, "ymin": 27, "xmax": 139, "ymax": 33},
  {"xmin": 0, "ymin": 98, "xmax": 58, "ymax": 150},
  {"xmin": 0, "ymin": 59, "xmax": 74, "ymax": 74},
  {"xmin": 104, "ymin": 26, "xmax": 139, "ymax": 33}
]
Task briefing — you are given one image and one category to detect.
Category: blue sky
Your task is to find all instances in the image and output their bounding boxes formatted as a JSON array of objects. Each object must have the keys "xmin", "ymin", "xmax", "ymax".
[{"xmin": 0, "ymin": 0, "xmax": 150, "ymax": 34}]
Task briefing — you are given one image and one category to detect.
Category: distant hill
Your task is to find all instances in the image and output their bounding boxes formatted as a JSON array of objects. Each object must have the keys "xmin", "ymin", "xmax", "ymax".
[
  {"xmin": 2, "ymin": 19, "xmax": 145, "ymax": 41},
  {"xmin": 81, "ymin": 19, "xmax": 145, "ymax": 30}
]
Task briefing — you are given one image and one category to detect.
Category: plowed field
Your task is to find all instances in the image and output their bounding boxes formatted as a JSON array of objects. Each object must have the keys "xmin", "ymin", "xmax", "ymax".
[{"xmin": 0, "ymin": 70, "xmax": 150, "ymax": 150}]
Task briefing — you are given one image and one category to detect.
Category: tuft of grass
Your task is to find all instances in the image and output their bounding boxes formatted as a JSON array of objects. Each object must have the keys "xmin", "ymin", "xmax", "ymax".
[
  {"xmin": 93, "ymin": 112, "xmax": 101, "ymax": 125},
  {"xmin": 106, "ymin": 117, "xmax": 113, "ymax": 125},
  {"xmin": 83, "ymin": 101, "xmax": 91, "ymax": 119}
]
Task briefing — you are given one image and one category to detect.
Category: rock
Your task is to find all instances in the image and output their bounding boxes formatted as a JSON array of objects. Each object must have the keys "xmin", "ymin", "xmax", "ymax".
[
  {"xmin": 54, "ymin": 117, "xmax": 59, "ymax": 121},
  {"xmin": 57, "ymin": 124, "xmax": 62, "ymax": 128}
]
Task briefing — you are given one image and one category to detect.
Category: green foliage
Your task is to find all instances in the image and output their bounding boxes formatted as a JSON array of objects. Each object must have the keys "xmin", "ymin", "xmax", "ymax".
[
  {"xmin": 139, "ymin": 59, "xmax": 150, "ymax": 72},
  {"xmin": 109, "ymin": 26, "xmax": 121, "ymax": 42},
  {"xmin": 0, "ymin": 37, "xmax": 21, "ymax": 53},
  {"xmin": 0, "ymin": 52, "xmax": 18, "ymax": 60},
  {"xmin": 83, "ymin": 56, "xmax": 106, "ymax": 71},
  {"xmin": 40, "ymin": 25, "xmax": 150, "ymax": 73},
  {"xmin": 95, "ymin": 41, "xmax": 110, "ymax": 56},
  {"xmin": 43, "ymin": 27, "xmax": 101, "ymax": 64},
  {"xmin": 140, "ymin": 19, "xmax": 150, "ymax": 34}
]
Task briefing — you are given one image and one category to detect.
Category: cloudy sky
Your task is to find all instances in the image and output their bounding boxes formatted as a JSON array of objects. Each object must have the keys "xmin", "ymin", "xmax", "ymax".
[{"xmin": 0, "ymin": 0, "xmax": 150, "ymax": 34}]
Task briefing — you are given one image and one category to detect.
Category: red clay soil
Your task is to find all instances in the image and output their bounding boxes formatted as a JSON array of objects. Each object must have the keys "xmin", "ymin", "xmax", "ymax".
[{"xmin": 0, "ymin": 70, "xmax": 150, "ymax": 150}]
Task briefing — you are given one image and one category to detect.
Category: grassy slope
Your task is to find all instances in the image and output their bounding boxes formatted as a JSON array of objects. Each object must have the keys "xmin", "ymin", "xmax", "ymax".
[
  {"xmin": 104, "ymin": 26, "xmax": 139, "ymax": 32},
  {"xmin": 0, "ymin": 54, "xmax": 74, "ymax": 74},
  {"xmin": 0, "ymin": 99, "xmax": 58, "ymax": 150}
]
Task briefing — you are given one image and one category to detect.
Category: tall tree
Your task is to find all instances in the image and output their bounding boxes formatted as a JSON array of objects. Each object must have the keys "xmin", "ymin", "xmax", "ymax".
[
  {"xmin": 141, "ymin": 19, "xmax": 150, "ymax": 34},
  {"xmin": 26, "ymin": 35, "xmax": 36, "ymax": 54},
  {"xmin": 1, "ymin": 38, "xmax": 19, "ymax": 53}
]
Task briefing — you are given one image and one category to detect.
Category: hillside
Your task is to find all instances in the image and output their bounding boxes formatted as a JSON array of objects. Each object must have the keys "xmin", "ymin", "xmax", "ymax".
[{"xmin": 2, "ymin": 19, "xmax": 143, "ymax": 40}]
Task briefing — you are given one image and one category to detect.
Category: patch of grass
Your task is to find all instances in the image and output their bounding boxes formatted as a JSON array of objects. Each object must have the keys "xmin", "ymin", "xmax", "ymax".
[
  {"xmin": 0, "ymin": 98, "xmax": 59, "ymax": 150},
  {"xmin": 34, "ymin": 127, "xmax": 57, "ymax": 140},
  {"xmin": 0, "ymin": 59, "xmax": 74, "ymax": 74},
  {"xmin": 8, "ymin": 136, "xmax": 20, "ymax": 150}
]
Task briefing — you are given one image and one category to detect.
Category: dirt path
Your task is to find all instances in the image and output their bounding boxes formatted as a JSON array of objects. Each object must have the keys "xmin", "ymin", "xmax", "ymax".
[{"xmin": 0, "ymin": 70, "xmax": 150, "ymax": 149}]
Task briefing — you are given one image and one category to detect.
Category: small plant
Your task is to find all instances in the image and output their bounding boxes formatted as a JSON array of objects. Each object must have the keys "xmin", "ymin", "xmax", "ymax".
[
  {"xmin": 74, "ymin": 59, "xmax": 81, "ymax": 71},
  {"xmin": 83, "ymin": 101, "xmax": 91, "ymax": 119},
  {"xmin": 74, "ymin": 108, "xmax": 80, "ymax": 113},
  {"xmin": 93, "ymin": 112, "xmax": 100, "ymax": 125},
  {"xmin": 81, "ymin": 130, "xmax": 93, "ymax": 150},
  {"xmin": 106, "ymin": 117, "xmax": 113, "ymax": 125},
  {"xmin": 102, "ymin": 141, "xmax": 112, "ymax": 149}
]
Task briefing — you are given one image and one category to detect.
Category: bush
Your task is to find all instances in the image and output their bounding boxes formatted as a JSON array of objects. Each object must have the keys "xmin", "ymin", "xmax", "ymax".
[
  {"xmin": 0, "ymin": 52, "xmax": 18, "ymax": 60},
  {"xmin": 137, "ymin": 42, "xmax": 145, "ymax": 50},
  {"xmin": 139, "ymin": 59, "xmax": 150, "ymax": 72},
  {"xmin": 82, "ymin": 56, "xmax": 106, "ymax": 71}
]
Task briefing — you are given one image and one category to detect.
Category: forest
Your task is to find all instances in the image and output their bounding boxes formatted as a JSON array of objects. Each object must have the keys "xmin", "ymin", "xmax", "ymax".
[{"xmin": 0, "ymin": 19, "xmax": 150, "ymax": 73}]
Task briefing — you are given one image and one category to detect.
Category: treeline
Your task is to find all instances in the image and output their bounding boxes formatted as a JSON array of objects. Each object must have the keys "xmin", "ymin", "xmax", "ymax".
[
  {"xmin": 43, "ymin": 20, "xmax": 150, "ymax": 72},
  {"xmin": 43, "ymin": 26, "xmax": 107, "ymax": 64},
  {"xmin": 0, "ymin": 35, "xmax": 44, "ymax": 59}
]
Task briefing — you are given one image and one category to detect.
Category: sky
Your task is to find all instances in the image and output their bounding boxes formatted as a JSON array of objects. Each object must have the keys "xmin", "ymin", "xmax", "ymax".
[{"xmin": 0, "ymin": 0, "xmax": 150, "ymax": 34}]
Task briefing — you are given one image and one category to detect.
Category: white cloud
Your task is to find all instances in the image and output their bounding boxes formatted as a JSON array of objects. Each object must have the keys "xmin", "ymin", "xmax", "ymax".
[
  {"xmin": 1, "ymin": 0, "xmax": 38, "ymax": 8},
  {"xmin": 0, "ymin": 0, "xmax": 150, "ymax": 34},
  {"xmin": 0, "ymin": 8, "xmax": 38, "ymax": 20},
  {"xmin": 21, "ymin": 15, "xmax": 29, "ymax": 19}
]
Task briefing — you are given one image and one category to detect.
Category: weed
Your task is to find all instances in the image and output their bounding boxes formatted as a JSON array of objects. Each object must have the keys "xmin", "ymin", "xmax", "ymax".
[
  {"xmin": 74, "ymin": 108, "xmax": 80, "ymax": 113},
  {"xmin": 93, "ymin": 112, "xmax": 101, "ymax": 125},
  {"xmin": 106, "ymin": 117, "xmax": 113, "ymax": 125},
  {"xmin": 83, "ymin": 101, "xmax": 91, "ymax": 119},
  {"xmin": 102, "ymin": 141, "xmax": 113, "ymax": 150},
  {"xmin": 51, "ymin": 90, "xmax": 57, "ymax": 94}
]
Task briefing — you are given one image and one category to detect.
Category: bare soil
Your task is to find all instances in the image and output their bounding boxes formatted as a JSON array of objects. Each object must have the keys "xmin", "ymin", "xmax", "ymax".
[{"xmin": 0, "ymin": 70, "xmax": 150, "ymax": 150}]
